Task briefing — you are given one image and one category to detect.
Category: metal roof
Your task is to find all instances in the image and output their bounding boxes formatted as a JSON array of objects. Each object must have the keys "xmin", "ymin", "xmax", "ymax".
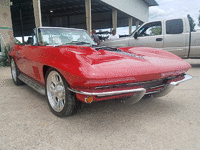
[
  {"xmin": 11, "ymin": 0, "xmax": 158, "ymax": 37},
  {"xmin": 143, "ymin": 0, "xmax": 158, "ymax": 6}
]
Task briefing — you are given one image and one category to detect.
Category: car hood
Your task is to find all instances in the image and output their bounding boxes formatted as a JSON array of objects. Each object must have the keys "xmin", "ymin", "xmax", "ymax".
[{"xmin": 60, "ymin": 46, "xmax": 191, "ymax": 83}]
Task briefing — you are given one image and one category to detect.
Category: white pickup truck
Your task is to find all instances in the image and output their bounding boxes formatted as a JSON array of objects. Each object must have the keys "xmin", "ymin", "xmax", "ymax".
[{"xmin": 102, "ymin": 17, "xmax": 200, "ymax": 59}]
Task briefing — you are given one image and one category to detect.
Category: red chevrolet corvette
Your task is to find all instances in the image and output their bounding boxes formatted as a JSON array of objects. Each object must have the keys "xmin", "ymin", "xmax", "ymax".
[{"xmin": 8, "ymin": 27, "xmax": 192, "ymax": 117}]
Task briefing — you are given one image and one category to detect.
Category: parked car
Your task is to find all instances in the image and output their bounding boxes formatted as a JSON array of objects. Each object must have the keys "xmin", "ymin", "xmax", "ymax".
[
  {"xmin": 96, "ymin": 31, "xmax": 111, "ymax": 42},
  {"xmin": 101, "ymin": 17, "xmax": 200, "ymax": 59},
  {"xmin": 8, "ymin": 27, "xmax": 192, "ymax": 117}
]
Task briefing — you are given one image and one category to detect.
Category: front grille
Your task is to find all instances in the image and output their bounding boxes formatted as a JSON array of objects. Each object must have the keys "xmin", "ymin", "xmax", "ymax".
[
  {"xmin": 96, "ymin": 78, "xmax": 166, "ymax": 90},
  {"xmin": 95, "ymin": 74, "xmax": 184, "ymax": 91}
]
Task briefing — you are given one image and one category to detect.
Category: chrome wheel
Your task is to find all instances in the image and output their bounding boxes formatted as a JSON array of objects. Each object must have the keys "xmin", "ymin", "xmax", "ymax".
[
  {"xmin": 11, "ymin": 58, "xmax": 17, "ymax": 82},
  {"xmin": 46, "ymin": 71, "xmax": 66, "ymax": 112}
]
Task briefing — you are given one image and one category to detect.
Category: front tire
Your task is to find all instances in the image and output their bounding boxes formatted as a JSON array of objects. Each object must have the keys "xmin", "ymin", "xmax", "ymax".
[
  {"xmin": 45, "ymin": 68, "xmax": 82, "ymax": 117},
  {"xmin": 11, "ymin": 58, "xmax": 24, "ymax": 85}
]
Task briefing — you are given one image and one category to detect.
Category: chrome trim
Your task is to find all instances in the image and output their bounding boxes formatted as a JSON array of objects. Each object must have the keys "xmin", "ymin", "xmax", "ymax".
[
  {"xmin": 124, "ymin": 88, "xmax": 146, "ymax": 105},
  {"xmin": 67, "ymin": 87, "xmax": 146, "ymax": 97},
  {"xmin": 147, "ymin": 84, "xmax": 165, "ymax": 90},
  {"xmin": 68, "ymin": 74, "xmax": 192, "ymax": 103},
  {"xmin": 145, "ymin": 90, "xmax": 162, "ymax": 95},
  {"xmin": 153, "ymin": 74, "xmax": 193, "ymax": 98},
  {"xmin": 46, "ymin": 71, "xmax": 66, "ymax": 112},
  {"xmin": 11, "ymin": 58, "xmax": 17, "ymax": 82},
  {"xmin": 170, "ymin": 74, "xmax": 193, "ymax": 86},
  {"xmin": 18, "ymin": 74, "xmax": 46, "ymax": 95},
  {"xmin": 143, "ymin": 84, "xmax": 166, "ymax": 95},
  {"xmin": 38, "ymin": 27, "xmax": 85, "ymax": 31}
]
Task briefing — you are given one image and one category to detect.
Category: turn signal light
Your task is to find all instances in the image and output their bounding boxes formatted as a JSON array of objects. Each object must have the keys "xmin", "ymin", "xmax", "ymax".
[{"xmin": 85, "ymin": 96, "xmax": 93, "ymax": 103}]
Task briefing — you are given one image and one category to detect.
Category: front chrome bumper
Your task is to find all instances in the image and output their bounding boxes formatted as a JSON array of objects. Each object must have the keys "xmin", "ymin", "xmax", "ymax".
[
  {"xmin": 68, "ymin": 74, "xmax": 193, "ymax": 103},
  {"xmin": 68, "ymin": 87, "xmax": 146, "ymax": 104},
  {"xmin": 153, "ymin": 74, "xmax": 193, "ymax": 98},
  {"xmin": 67, "ymin": 87, "xmax": 146, "ymax": 97}
]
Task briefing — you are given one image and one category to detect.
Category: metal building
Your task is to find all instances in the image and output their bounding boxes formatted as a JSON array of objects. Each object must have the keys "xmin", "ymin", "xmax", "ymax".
[
  {"xmin": 0, "ymin": 0, "xmax": 158, "ymax": 57},
  {"xmin": 0, "ymin": 0, "xmax": 14, "ymax": 58}
]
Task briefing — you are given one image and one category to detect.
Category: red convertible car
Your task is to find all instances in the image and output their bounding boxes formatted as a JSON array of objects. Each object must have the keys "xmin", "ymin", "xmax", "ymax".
[{"xmin": 8, "ymin": 27, "xmax": 192, "ymax": 117}]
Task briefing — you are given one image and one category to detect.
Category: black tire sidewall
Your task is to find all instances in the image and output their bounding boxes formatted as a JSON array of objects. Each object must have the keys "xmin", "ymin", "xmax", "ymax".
[{"xmin": 11, "ymin": 58, "xmax": 24, "ymax": 86}]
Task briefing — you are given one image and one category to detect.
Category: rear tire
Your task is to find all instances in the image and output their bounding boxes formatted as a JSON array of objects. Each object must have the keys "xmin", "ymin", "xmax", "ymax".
[
  {"xmin": 11, "ymin": 58, "xmax": 24, "ymax": 85},
  {"xmin": 45, "ymin": 68, "xmax": 82, "ymax": 117}
]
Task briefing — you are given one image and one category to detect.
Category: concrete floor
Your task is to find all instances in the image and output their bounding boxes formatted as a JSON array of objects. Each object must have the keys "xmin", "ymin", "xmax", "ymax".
[{"xmin": 0, "ymin": 59, "xmax": 200, "ymax": 150}]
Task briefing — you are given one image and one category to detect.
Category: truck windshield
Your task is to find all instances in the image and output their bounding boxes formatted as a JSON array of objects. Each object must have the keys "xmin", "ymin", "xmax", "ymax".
[
  {"xmin": 130, "ymin": 25, "xmax": 142, "ymax": 36},
  {"xmin": 38, "ymin": 28, "xmax": 95, "ymax": 46}
]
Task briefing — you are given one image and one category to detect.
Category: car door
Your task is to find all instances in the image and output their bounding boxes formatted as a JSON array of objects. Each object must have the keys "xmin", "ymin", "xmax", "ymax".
[
  {"xmin": 23, "ymin": 29, "xmax": 46, "ymax": 83},
  {"xmin": 163, "ymin": 18, "xmax": 188, "ymax": 58},
  {"xmin": 25, "ymin": 44, "xmax": 46, "ymax": 83},
  {"xmin": 15, "ymin": 44, "xmax": 31, "ymax": 75},
  {"xmin": 18, "ymin": 29, "xmax": 40, "ymax": 79},
  {"xmin": 189, "ymin": 32, "xmax": 200, "ymax": 58},
  {"xmin": 128, "ymin": 21, "xmax": 164, "ymax": 49}
]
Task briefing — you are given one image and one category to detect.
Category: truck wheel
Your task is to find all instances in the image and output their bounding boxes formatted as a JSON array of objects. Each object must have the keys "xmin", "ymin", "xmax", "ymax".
[
  {"xmin": 45, "ymin": 68, "xmax": 82, "ymax": 117},
  {"xmin": 11, "ymin": 58, "xmax": 24, "ymax": 85}
]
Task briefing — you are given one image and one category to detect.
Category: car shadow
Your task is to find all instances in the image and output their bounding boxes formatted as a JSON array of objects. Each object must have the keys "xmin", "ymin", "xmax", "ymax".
[
  {"xmin": 19, "ymin": 83, "xmax": 46, "ymax": 101},
  {"xmin": 79, "ymin": 97, "xmax": 176, "ymax": 117},
  {"xmin": 64, "ymin": 96, "xmax": 183, "ymax": 133},
  {"xmin": 11, "ymin": 81, "xmax": 184, "ymax": 133},
  {"xmin": 190, "ymin": 63, "xmax": 200, "ymax": 68},
  {"xmin": 0, "ymin": 78, "xmax": 15, "ymax": 87}
]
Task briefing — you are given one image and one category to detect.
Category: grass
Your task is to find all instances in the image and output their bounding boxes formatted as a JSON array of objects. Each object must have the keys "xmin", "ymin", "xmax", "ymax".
[{"xmin": 0, "ymin": 46, "xmax": 11, "ymax": 67}]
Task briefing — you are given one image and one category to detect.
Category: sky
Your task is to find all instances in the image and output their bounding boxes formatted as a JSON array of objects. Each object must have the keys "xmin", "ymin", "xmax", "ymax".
[
  {"xmin": 116, "ymin": 0, "xmax": 200, "ymax": 35},
  {"xmin": 149, "ymin": 0, "xmax": 200, "ymax": 25}
]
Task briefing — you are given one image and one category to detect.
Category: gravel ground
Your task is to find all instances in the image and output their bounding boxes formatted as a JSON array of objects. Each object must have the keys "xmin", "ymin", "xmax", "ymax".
[{"xmin": 0, "ymin": 59, "xmax": 200, "ymax": 150}]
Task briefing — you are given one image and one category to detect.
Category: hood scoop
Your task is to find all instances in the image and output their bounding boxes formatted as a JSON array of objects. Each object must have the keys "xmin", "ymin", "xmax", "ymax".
[
  {"xmin": 92, "ymin": 46, "xmax": 144, "ymax": 59},
  {"xmin": 113, "ymin": 51, "xmax": 144, "ymax": 59}
]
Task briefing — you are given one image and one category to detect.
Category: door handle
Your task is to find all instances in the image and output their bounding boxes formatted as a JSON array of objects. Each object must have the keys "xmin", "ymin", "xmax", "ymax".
[{"xmin": 156, "ymin": 38, "xmax": 163, "ymax": 41}]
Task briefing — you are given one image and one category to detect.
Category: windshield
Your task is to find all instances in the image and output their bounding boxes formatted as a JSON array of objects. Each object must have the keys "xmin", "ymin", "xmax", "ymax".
[
  {"xmin": 38, "ymin": 28, "xmax": 96, "ymax": 46},
  {"xmin": 130, "ymin": 24, "xmax": 143, "ymax": 36}
]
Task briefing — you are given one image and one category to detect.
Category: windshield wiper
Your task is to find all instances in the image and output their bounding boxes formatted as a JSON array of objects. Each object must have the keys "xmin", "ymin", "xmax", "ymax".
[
  {"xmin": 68, "ymin": 41, "xmax": 91, "ymax": 45},
  {"xmin": 54, "ymin": 44, "xmax": 67, "ymax": 47},
  {"xmin": 54, "ymin": 41, "xmax": 92, "ymax": 47}
]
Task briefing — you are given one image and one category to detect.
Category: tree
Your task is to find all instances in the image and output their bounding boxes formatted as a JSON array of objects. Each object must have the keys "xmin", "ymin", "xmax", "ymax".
[
  {"xmin": 0, "ymin": 46, "xmax": 10, "ymax": 67},
  {"xmin": 198, "ymin": 12, "xmax": 200, "ymax": 27},
  {"xmin": 150, "ymin": 26, "xmax": 162, "ymax": 36},
  {"xmin": 187, "ymin": 14, "xmax": 196, "ymax": 31}
]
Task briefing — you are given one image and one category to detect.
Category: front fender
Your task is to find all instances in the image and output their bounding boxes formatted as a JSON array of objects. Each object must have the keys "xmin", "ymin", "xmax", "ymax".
[{"xmin": 42, "ymin": 50, "xmax": 104, "ymax": 87}]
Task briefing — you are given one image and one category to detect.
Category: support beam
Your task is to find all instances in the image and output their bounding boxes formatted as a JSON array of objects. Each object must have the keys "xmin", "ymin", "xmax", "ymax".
[
  {"xmin": 19, "ymin": 9, "xmax": 24, "ymax": 43},
  {"xmin": 59, "ymin": 17, "xmax": 62, "ymax": 27},
  {"xmin": 136, "ymin": 20, "xmax": 139, "ymax": 29},
  {"xmin": 112, "ymin": 9, "xmax": 117, "ymax": 30},
  {"xmin": 85, "ymin": 0, "xmax": 91, "ymax": 35},
  {"xmin": 67, "ymin": 16, "xmax": 70, "ymax": 27},
  {"xmin": 129, "ymin": 17, "xmax": 132, "ymax": 35},
  {"xmin": 47, "ymin": 15, "xmax": 50, "ymax": 26},
  {"xmin": 33, "ymin": 0, "xmax": 42, "ymax": 27}
]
